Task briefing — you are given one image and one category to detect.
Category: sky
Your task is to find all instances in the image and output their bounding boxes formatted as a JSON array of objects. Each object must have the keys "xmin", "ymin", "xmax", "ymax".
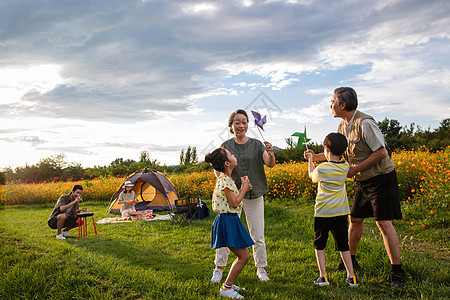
[{"xmin": 1, "ymin": 0, "xmax": 449, "ymax": 169}]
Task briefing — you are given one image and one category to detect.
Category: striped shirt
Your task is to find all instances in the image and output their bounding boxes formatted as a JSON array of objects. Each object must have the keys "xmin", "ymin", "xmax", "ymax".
[{"xmin": 311, "ymin": 161, "xmax": 350, "ymax": 217}]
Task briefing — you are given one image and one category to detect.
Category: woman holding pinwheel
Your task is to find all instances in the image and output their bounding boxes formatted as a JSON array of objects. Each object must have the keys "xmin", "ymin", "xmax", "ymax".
[{"xmin": 210, "ymin": 109, "xmax": 276, "ymax": 283}]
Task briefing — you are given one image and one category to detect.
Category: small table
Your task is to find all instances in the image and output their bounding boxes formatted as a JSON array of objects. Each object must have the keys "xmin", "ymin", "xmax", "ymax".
[{"xmin": 77, "ymin": 212, "xmax": 97, "ymax": 238}]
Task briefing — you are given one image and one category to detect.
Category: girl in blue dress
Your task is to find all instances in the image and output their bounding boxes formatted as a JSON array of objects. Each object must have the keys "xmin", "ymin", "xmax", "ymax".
[{"xmin": 205, "ymin": 147, "xmax": 254, "ymax": 299}]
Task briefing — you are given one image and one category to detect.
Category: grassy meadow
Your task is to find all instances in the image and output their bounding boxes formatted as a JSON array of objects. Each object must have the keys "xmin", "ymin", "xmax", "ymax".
[
  {"xmin": 1, "ymin": 201, "xmax": 449, "ymax": 300},
  {"xmin": 0, "ymin": 148, "xmax": 449, "ymax": 299}
]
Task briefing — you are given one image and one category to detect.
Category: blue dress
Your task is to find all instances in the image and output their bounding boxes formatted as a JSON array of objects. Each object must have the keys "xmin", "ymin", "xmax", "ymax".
[
  {"xmin": 211, "ymin": 213, "xmax": 254, "ymax": 249},
  {"xmin": 210, "ymin": 175, "xmax": 254, "ymax": 249}
]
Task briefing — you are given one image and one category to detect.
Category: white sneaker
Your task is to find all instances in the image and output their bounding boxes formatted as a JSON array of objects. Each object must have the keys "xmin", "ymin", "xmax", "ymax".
[
  {"xmin": 232, "ymin": 284, "xmax": 243, "ymax": 292},
  {"xmin": 211, "ymin": 269, "xmax": 223, "ymax": 283},
  {"xmin": 257, "ymin": 268, "xmax": 269, "ymax": 281},
  {"xmin": 220, "ymin": 286, "xmax": 244, "ymax": 299},
  {"xmin": 56, "ymin": 234, "xmax": 66, "ymax": 240},
  {"xmin": 61, "ymin": 230, "xmax": 71, "ymax": 237}
]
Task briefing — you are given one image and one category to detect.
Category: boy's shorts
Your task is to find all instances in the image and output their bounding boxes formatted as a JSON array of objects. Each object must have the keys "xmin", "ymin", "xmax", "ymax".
[
  {"xmin": 47, "ymin": 214, "xmax": 79, "ymax": 229},
  {"xmin": 314, "ymin": 215, "xmax": 349, "ymax": 251},
  {"xmin": 351, "ymin": 170, "xmax": 402, "ymax": 221}
]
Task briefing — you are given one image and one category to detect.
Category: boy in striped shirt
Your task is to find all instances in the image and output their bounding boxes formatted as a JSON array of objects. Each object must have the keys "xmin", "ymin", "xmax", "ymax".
[{"xmin": 305, "ymin": 132, "xmax": 358, "ymax": 287}]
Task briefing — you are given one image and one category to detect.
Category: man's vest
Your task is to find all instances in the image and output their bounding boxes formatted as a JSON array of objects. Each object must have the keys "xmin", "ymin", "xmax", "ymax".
[{"xmin": 338, "ymin": 110, "xmax": 395, "ymax": 181}]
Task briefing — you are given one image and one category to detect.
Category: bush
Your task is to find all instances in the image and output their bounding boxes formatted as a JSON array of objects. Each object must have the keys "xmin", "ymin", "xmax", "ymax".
[
  {"xmin": 395, "ymin": 147, "xmax": 449, "ymax": 228},
  {"xmin": 1, "ymin": 149, "xmax": 448, "ymax": 229},
  {"xmin": 0, "ymin": 177, "xmax": 123, "ymax": 205}
]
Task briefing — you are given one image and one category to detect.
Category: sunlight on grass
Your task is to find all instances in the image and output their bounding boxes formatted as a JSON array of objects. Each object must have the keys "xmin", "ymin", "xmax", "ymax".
[{"xmin": 0, "ymin": 201, "xmax": 448, "ymax": 299}]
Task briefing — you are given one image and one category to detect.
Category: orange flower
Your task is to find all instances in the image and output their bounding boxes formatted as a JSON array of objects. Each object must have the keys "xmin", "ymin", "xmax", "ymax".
[
  {"xmin": 411, "ymin": 189, "xmax": 415, "ymax": 193},
  {"xmin": 422, "ymin": 224, "xmax": 426, "ymax": 228},
  {"xmin": 430, "ymin": 210, "xmax": 435, "ymax": 214},
  {"xmin": 410, "ymin": 222, "xmax": 413, "ymax": 226}
]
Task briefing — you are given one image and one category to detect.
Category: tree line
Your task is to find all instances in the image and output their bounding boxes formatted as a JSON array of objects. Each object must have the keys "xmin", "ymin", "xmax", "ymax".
[
  {"xmin": 1, "ymin": 118, "xmax": 448, "ymax": 184},
  {"xmin": 0, "ymin": 147, "xmax": 207, "ymax": 184}
]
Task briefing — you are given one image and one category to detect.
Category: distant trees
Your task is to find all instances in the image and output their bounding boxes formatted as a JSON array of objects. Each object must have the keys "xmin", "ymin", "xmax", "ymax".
[
  {"xmin": 0, "ymin": 171, "xmax": 5, "ymax": 185},
  {"xmin": 179, "ymin": 146, "xmax": 198, "ymax": 166},
  {"xmin": 274, "ymin": 137, "xmax": 324, "ymax": 164},
  {"xmin": 1, "ymin": 118, "xmax": 448, "ymax": 183},
  {"xmin": 379, "ymin": 117, "xmax": 449, "ymax": 152},
  {"xmin": 275, "ymin": 118, "xmax": 449, "ymax": 164},
  {"xmin": 87, "ymin": 150, "xmax": 160, "ymax": 177},
  {"xmin": 3, "ymin": 150, "xmax": 161, "ymax": 183},
  {"xmin": 4, "ymin": 154, "xmax": 67, "ymax": 183},
  {"xmin": 170, "ymin": 146, "xmax": 207, "ymax": 173}
]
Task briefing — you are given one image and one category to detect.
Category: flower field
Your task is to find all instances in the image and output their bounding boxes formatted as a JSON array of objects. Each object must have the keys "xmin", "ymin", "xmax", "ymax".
[
  {"xmin": 1, "ymin": 148, "xmax": 448, "ymax": 227},
  {"xmin": 0, "ymin": 177, "xmax": 123, "ymax": 206}
]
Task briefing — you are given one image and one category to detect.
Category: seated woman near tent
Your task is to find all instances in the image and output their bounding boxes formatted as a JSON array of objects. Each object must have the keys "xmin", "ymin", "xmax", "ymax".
[
  {"xmin": 117, "ymin": 181, "xmax": 138, "ymax": 217},
  {"xmin": 117, "ymin": 180, "xmax": 153, "ymax": 219},
  {"xmin": 108, "ymin": 169, "xmax": 179, "ymax": 215}
]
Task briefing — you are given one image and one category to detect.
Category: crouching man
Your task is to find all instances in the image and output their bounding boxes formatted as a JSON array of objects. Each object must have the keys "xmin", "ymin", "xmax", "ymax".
[{"xmin": 48, "ymin": 184, "xmax": 88, "ymax": 240}]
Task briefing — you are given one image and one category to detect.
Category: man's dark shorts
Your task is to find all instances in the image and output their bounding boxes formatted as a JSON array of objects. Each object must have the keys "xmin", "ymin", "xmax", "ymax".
[
  {"xmin": 48, "ymin": 214, "xmax": 79, "ymax": 229},
  {"xmin": 314, "ymin": 215, "xmax": 349, "ymax": 251},
  {"xmin": 351, "ymin": 169, "xmax": 402, "ymax": 221}
]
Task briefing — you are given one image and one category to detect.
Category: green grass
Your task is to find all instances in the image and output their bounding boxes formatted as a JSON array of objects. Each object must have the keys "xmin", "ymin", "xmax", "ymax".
[{"xmin": 0, "ymin": 200, "xmax": 449, "ymax": 299}]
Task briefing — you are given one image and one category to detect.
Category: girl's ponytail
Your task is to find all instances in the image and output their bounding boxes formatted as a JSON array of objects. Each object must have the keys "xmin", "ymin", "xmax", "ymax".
[{"xmin": 205, "ymin": 148, "xmax": 228, "ymax": 172}]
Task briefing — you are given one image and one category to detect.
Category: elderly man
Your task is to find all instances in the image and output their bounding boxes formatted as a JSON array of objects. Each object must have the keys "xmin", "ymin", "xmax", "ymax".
[
  {"xmin": 305, "ymin": 87, "xmax": 404, "ymax": 288},
  {"xmin": 48, "ymin": 184, "xmax": 87, "ymax": 240}
]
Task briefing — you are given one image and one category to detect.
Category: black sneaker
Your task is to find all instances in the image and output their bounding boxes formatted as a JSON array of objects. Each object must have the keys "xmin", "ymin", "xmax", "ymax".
[
  {"xmin": 352, "ymin": 257, "xmax": 361, "ymax": 270},
  {"xmin": 332, "ymin": 260, "xmax": 346, "ymax": 272},
  {"xmin": 345, "ymin": 275, "xmax": 359, "ymax": 287},
  {"xmin": 390, "ymin": 270, "xmax": 404, "ymax": 288},
  {"xmin": 313, "ymin": 275, "xmax": 330, "ymax": 286},
  {"xmin": 332, "ymin": 257, "xmax": 361, "ymax": 272}
]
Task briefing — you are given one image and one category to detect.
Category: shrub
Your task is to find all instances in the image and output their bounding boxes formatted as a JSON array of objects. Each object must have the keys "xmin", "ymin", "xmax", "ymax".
[
  {"xmin": 0, "ymin": 172, "xmax": 5, "ymax": 185},
  {"xmin": 0, "ymin": 177, "xmax": 123, "ymax": 205},
  {"xmin": 1, "ymin": 149, "xmax": 448, "ymax": 229}
]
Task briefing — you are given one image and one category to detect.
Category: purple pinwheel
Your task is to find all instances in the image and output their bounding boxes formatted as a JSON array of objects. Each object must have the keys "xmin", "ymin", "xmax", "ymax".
[
  {"xmin": 251, "ymin": 110, "xmax": 267, "ymax": 140},
  {"xmin": 251, "ymin": 110, "xmax": 267, "ymax": 130}
]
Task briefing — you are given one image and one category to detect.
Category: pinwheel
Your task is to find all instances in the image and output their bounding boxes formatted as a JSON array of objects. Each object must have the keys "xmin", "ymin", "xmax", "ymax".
[
  {"xmin": 251, "ymin": 110, "xmax": 267, "ymax": 140},
  {"xmin": 291, "ymin": 127, "xmax": 311, "ymax": 149}
]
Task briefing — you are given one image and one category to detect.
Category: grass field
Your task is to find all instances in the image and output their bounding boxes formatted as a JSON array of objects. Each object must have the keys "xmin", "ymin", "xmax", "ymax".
[{"xmin": 1, "ymin": 200, "xmax": 449, "ymax": 299}]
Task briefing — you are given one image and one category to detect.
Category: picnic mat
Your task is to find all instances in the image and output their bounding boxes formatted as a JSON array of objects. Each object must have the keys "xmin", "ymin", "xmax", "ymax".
[{"xmin": 97, "ymin": 214, "xmax": 171, "ymax": 224}]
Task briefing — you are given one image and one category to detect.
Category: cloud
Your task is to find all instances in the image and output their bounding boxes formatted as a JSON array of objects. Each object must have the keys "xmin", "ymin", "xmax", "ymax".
[
  {"xmin": 36, "ymin": 146, "xmax": 96, "ymax": 156},
  {"xmin": 0, "ymin": 135, "xmax": 46, "ymax": 147},
  {"xmin": 280, "ymin": 99, "xmax": 331, "ymax": 124},
  {"xmin": 0, "ymin": 0, "xmax": 449, "ymax": 167}
]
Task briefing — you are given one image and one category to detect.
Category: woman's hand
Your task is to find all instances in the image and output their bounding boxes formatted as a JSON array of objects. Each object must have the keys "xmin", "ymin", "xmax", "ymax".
[
  {"xmin": 263, "ymin": 141, "xmax": 276, "ymax": 167},
  {"xmin": 264, "ymin": 141, "xmax": 274, "ymax": 156}
]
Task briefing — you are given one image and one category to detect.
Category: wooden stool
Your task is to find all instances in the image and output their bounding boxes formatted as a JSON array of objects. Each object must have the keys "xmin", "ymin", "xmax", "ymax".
[{"xmin": 77, "ymin": 212, "xmax": 97, "ymax": 238}]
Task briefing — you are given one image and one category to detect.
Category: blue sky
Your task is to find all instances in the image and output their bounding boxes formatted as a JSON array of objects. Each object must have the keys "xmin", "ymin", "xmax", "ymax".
[{"xmin": 0, "ymin": 0, "xmax": 449, "ymax": 168}]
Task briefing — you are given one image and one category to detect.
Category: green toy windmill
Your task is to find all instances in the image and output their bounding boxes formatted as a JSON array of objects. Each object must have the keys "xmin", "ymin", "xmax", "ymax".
[{"xmin": 291, "ymin": 127, "xmax": 311, "ymax": 149}]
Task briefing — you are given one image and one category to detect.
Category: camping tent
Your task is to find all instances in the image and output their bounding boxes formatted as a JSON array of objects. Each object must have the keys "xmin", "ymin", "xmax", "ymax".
[{"xmin": 107, "ymin": 169, "xmax": 179, "ymax": 214}]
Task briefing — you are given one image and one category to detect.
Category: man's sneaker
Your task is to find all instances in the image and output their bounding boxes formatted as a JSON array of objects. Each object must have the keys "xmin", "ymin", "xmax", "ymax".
[
  {"xmin": 352, "ymin": 257, "xmax": 361, "ymax": 270},
  {"xmin": 332, "ymin": 260, "xmax": 346, "ymax": 272},
  {"xmin": 313, "ymin": 275, "xmax": 330, "ymax": 286},
  {"xmin": 56, "ymin": 234, "xmax": 66, "ymax": 240},
  {"xmin": 332, "ymin": 257, "xmax": 361, "ymax": 272},
  {"xmin": 220, "ymin": 286, "xmax": 244, "ymax": 299},
  {"xmin": 61, "ymin": 230, "xmax": 71, "ymax": 237},
  {"xmin": 345, "ymin": 276, "xmax": 359, "ymax": 287},
  {"xmin": 257, "ymin": 268, "xmax": 269, "ymax": 281},
  {"xmin": 211, "ymin": 269, "xmax": 223, "ymax": 283},
  {"xmin": 390, "ymin": 270, "xmax": 404, "ymax": 288}
]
